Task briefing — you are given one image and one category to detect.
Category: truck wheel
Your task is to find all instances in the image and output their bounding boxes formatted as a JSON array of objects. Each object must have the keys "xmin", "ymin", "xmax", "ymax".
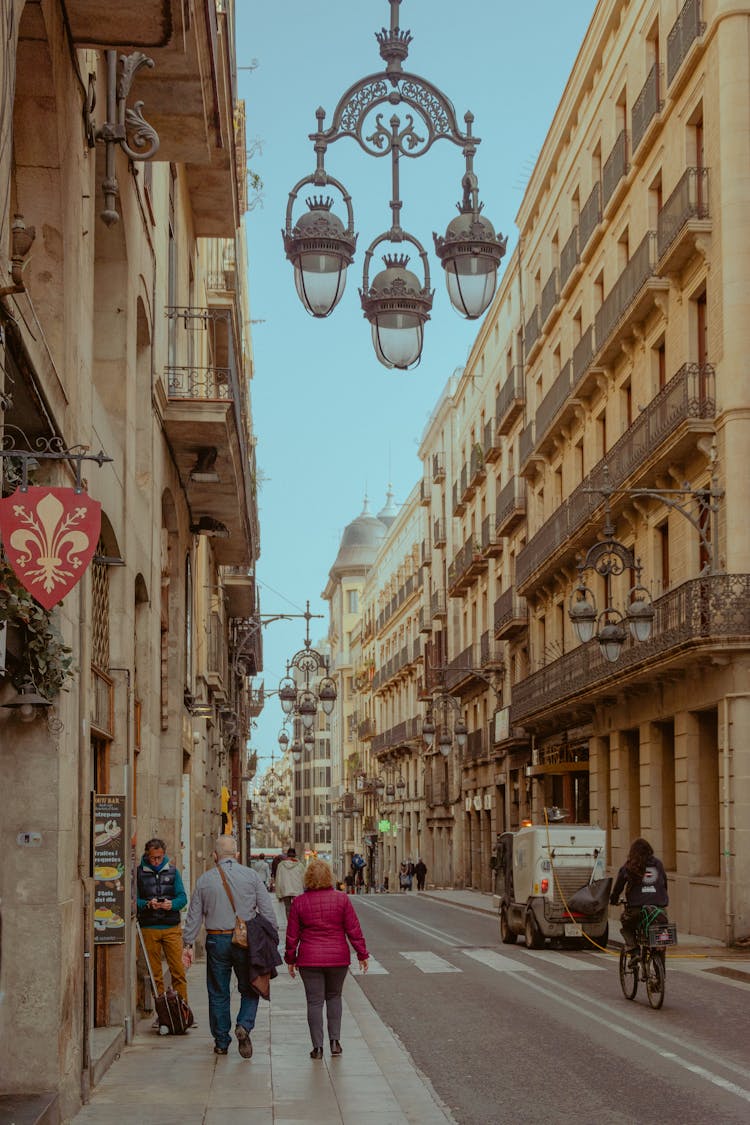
[
  {"xmin": 524, "ymin": 911, "xmax": 543, "ymax": 949},
  {"xmin": 500, "ymin": 907, "xmax": 516, "ymax": 945}
]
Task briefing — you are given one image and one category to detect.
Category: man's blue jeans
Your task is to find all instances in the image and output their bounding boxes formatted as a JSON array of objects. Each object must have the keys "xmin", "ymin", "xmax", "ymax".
[{"xmin": 205, "ymin": 933, "xmax": 259, "ymax": 1049}]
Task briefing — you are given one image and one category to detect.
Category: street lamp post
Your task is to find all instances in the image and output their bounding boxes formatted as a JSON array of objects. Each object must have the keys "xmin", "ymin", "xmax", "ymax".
[
  {"xmin": 569, "ymin": 463, "xmax": 724, "ymax": 662},
  {"xmin": 277, "ymin": 600, "xmax": 337, "ymax": 747},
  {"xmin": 283, "ymin": 0, "xmax": 507, "ymax": 369}
]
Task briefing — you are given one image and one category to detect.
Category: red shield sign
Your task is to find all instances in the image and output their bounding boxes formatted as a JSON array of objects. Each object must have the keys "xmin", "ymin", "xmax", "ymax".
[{"xmin": 0, "ymin": 486, "xmax": 102, "ymax": 609}]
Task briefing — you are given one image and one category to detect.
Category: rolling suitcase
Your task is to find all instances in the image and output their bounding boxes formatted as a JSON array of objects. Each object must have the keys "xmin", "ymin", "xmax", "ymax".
[{"xmin": 135, "ymin": 920, "xmax": 194, "ymax": 1035}]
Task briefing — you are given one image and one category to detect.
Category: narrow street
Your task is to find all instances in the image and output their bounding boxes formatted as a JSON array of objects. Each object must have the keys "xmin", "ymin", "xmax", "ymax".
[{"xmin": 352, "ymin": 895, "xmax": 750, "ymax": 1125}]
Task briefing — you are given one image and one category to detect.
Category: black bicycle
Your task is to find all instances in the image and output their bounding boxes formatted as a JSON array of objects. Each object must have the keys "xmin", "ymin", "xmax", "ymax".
[{"xmin": 617, "ymin": 905, "xmax": 677, "ymax": 1009}]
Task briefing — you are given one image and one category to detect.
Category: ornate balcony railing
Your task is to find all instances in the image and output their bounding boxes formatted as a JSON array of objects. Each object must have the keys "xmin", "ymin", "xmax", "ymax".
[
  {"xmin": 432, "ymin": 589, "xmax": 448, "ymax": 618},
  {"xmin": 601, "ymin": 129, "xmax": 628, "ymax": 212},
  {"xmin": 358, "ymin": 717, "xmax": 376, "ymax": 740},
  {"xmin": 494, "ymin": 587, "xmax": 528, "ymax": 638},
  {"xmin": 535, "ymin": 360, "xmax": 572, "ymax": 449},
  {"xmin": 433, "ymin": 518, "xmax": 447, "ymax": 548},
  {"xmin": 495, "ymin": 476, "xmax": 526, "ymax": 536},
  {"xmin": 541, "ymin": 267, "xmax": 559, "ymax": 325},
  {"xmin": 579, "ymin": 183, "xmax": 601, "ymax": 252},
  {"xmin": 518, "ymin": 421, "xmax": 535, "ymax": 468},
  {"xmin": 525, "ymin": 305, "xmax": 541, "ymax": 355},
  {"xmin": 571, "ymin": 325, "xmax": 595, "ymax": 392},
  {"xmin": 443, "ymin": 643, "xmax": 481, "ymax": 694},
  {"xmin": 420, "ymin": 477, "xmax": 431, "ymax": 506},
  {"xmin": 516, "ymin": 362, "xmax": 715, "ymax": 590},
  {"xmin": 484, "ymin": 416, "xmax": 501, "ymax": 463},
  {"xmin": 481, "ymin": 513, "xmax": 502, "ymax": 556},
  {"xmin": 432, "ymin": 451, "xmax": 446, "ymax": 482},
  {"xmin": 657, "ymin": 167, "xmax": 709, "ymax": 259},
  {"xmin": 470, "ymin": 443, "xmax": 485, "ymax": 484},
  {"xmin": 511, "ymin": 574, "xmax": 750, "ymax": 723},
  {"xmin": 480, "ymin": 630, "xmax": 504, "ymax": 669},
  {"xmin": 632, "ymin": 63, "xmax": 662, "ymax": 154},
  {"xmin": 668, "ymin": 0, "xmax": 704, "ymax": 87},
  {"xmin": 167, "ymin": 365, "xmax": 232, "ymax": 400},
  {"xmin": 421, "ymin": 538, "xmax": 432, "ymax": 567},
  {"xmin": 465, "ymin": 727, "xmax": 486, "ymax": 761},
  {"xmin": 496, "ymin": 366, "xmax": 525, "ymax": 435},
  {"xmin": 560, "ymin": 226, "xmax": 579, "ymax": 289},
  {"xmin": 594, "ymin": 232, "xmax": 658, "ymax": 356}
]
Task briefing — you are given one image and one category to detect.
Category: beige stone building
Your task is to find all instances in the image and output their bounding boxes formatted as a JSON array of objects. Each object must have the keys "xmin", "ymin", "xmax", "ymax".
[
  {"xmin": 332, "ymin": 0, "xmax": 750, "ymax": 944},
  {"xmin": 0, "ymin": 2, "xmax": 262, "ymax": 1116}
]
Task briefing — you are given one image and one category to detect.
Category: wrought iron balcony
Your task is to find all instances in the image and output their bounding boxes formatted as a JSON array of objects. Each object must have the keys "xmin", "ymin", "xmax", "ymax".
[
  {"xmin": 465, "ymin": 727, "xmax": 487, "ymax": 762},
  {"xmin": 571, "ymin": 325, "xmax": 596, "ymax": 397},
  {"xmin": 632, "ymin": 63, "xmax": 662, "ymax": 155},
  {"xmin": 519, "ymin": 421, "xmax": 544, "ymax": 479},
  {"xmin": 496, "ymin": 366, "xmax": 525, "ymax": 436},
  {"xmin": 524, "ymin": 304, "xmax": 541, "ymax": 358},
  {"xmin": 461, "ymin": 461, "xmax": 474, "ymax": 503},
  {"xmin": 484, "ymin": 417, "xmax": 502, "ymax": 464},
  {"xmin": 481, "ymin": 513, "xmax": 503, "ymax": 558},
  {"xmin": 541, "ymin": 267, "xmax": 559, "ymax": 327},
  {"xmin": 511, "ymin": 574, "xmax": 750, "ymax": 726},
  {"xmin": 657, "ymin": 167, "xmax": 710, "ymax": 272},
  {"xmin": 594, "ymin": 232, "xmax": 669, "ymax": 366},
  {"xmin": 535, "ymin": 360, "xmax": 572, "ymax": 454},
  {"xmin": 667, "ymin": 0, "xmax": 705, "ymax": 87},
  {"xmin": 432, "ymin": 451, "xmax": 446, "ymax": 482},
  {"xmin": 433, "ymin": 518, "xmax": 447, "ymax": 549},
  {"xmin": 494, "ymin": 587, "xmax": 528, "ymax": 639},
  {"xmin": 579, "ymin": 182, "xmax": 601, "ymax": 254},
  {"xmin": 421, "ymin": 538, "xmax": 432, "ymax": 567},
  {"xmin": 167, "ymin": 365, "xmax": 231, "ymax": 400},
  {"xmin": 470, "ymin": 444, "xmax": 485, "ymax": 487},
  {"xmin": 560, "ymin": 226, "xmax": 580, "ymax": 291},
  {"xmin": 420, "ymin": 477, "xmax": 431, "ymax": 506},
  {"xmin": 601, "ymin": 130, "xmax": 628, "ymax": 214},
  {"xmin": 516, "ymin": 362, "xmax": 716, "ymax": 592},
  {"xmin": 495, "ymin": 477, "xmax": 526, "ymax": 537},
  {"xmin": 358, "ymin": 717, "xmax": 376, "ymax": 741},
  {"xmin": 419, "ymin": 605, "xmax": 433, "ymax": 634},
  {"xmin": 431, "ymin": 589, "xmax": 448, "ymax": 620},
  {"xmin": 443, "ymin": 643, "xmax": 484, "ymax": 695},
  {"xmin": 480, "ymin": 630, "xmax": 504, "ymax": 671},
  {"xmin": 452, "ymin": 480, "xmax": 465, "ymax": 516}
]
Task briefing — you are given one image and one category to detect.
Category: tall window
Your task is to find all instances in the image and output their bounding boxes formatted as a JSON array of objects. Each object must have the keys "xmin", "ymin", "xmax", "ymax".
[{"xmin": 347, "ymin": 589, "xmax": 359, "ymax": 613}]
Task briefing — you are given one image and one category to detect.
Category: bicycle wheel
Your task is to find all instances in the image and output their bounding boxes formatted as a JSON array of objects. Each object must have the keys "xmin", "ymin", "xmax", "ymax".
[
  {"xmin": 645, "ymin": 949, "xmax": 665, "ymax": 1009},
  {"xmin": 619, "ymin": 949, "xmax": 638, "ymax": 1000}
]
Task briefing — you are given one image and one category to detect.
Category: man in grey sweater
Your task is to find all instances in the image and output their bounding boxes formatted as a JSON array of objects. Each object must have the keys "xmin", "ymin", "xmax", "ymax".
[{"xmin": 183, "ymin": 835, "xmax": 277, "ymax": 1058}]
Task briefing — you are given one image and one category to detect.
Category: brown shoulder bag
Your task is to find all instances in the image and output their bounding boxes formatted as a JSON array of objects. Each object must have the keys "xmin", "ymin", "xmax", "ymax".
[{"xmin": 216, "ymin": 862, "xmax": 248, "ymax": 948}]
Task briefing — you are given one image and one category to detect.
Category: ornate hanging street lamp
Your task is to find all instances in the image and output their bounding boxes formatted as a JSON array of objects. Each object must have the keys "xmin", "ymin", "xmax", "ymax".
[{"xmin": 283, "ymin": 0, "xmax": 506, "ymax": 370}]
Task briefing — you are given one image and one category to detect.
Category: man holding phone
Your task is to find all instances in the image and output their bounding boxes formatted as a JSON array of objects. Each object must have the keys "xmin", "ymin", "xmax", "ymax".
[{"xmin": 136, "ymin": 837, "xmax": 190, "ymax": 1018}]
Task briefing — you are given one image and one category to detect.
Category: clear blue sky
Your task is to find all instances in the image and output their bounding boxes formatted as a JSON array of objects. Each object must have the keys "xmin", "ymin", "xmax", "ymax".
[{"xmin": 235, "ymin": 0, "xmax": 598, "ymax": 774}]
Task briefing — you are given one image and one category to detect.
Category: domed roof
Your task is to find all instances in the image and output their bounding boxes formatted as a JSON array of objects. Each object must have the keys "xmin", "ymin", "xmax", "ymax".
[
  {"xmin": 377, "ymin": 484, "xmax": 398, "ymax": 528},
  {"xmin": 329, "ymin": 497, "xmax": 387, "ymax": 576}
]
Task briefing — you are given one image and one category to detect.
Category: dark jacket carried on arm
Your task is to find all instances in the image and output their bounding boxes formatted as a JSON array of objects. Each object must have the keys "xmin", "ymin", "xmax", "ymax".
[{"xmin": 246, "ymin": 913, "xmax": 282, "ymax": 1000}]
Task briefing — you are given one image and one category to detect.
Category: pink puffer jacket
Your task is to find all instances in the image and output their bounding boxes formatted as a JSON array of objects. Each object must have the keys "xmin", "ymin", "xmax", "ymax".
[{"xmin": 284, "ymin": 887, "xmax": 369, "ymax": 967}]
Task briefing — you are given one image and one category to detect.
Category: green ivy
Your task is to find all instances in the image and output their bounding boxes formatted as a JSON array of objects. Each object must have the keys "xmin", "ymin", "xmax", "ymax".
[{"xmin": 0, "ymin": 558, "xmax": 75, "ymax": 699}]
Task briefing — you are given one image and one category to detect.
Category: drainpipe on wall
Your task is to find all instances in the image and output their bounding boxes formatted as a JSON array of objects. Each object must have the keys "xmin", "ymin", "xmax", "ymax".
[
  {"xmin": 721, "ymin": 692, "xmax": 749, "ymax": 946},
  {"xmin": 77, "ymin": 570, "xmax": 92, "ymax": 1104}
]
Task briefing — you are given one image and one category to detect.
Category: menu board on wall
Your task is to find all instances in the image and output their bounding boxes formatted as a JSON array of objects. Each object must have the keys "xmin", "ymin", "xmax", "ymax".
[{"xmin": 92, "ymin": 794, "xmax": 126, "ymax": 945}]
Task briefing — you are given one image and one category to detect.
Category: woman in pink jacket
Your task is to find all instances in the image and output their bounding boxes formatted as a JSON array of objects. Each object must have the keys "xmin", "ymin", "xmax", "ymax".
[{"xmin": 285, "ymin": 858, "xmax": 370, "ymax": 1059}]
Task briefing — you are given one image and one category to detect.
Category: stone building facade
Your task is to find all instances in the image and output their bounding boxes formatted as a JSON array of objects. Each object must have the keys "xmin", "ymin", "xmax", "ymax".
[
  {"xmin": 327, "ymin": 0, "xmax": 750, "ymax": 943},
  {"xmin": 0, "ymin": 2, "xmax": 262, "ymax": 1117}
]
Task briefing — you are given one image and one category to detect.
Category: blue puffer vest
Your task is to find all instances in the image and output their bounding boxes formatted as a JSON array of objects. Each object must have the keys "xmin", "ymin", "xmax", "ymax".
[{"xmin": 137, "ymin": 861, "xmax": 180, "ymax": 927}]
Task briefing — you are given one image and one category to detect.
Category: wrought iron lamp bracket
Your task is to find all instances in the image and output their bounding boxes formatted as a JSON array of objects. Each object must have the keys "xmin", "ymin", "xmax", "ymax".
[
  {"xmin": 0, "ymin": 428, "xmax": 112, "ymax": 492},
  {"xmin": 88, "ymin": 50, "xmax": 160, "ymax": 226}
]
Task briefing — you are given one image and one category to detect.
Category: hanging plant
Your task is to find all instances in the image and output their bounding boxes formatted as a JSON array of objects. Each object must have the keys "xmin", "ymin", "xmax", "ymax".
[{"xmin": 0, "ymin": 556, "xmax": 75, "ymax": 699}]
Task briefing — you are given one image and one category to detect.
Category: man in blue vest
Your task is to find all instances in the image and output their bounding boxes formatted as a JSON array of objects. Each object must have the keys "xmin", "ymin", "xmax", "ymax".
[{"xmin": 136, "ymin": 838, "xmax": 189, "ymax": 1013}]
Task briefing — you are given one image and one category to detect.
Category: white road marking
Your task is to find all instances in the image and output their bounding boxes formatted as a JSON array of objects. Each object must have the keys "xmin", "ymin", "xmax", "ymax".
[
  {"xmin": 462, "ymin": 948, "xmax": 534, "ymax": 973},
  {"xmin": 518, "ymin": 948, "xmax": 605, "ymax": 971},
  {"xmin": 400, "ymin": 951, "xmax": 461, "ymax": 973},
  {"xmin": 350, "ymin": 954, "xmax": 388, "ymax": 974}
]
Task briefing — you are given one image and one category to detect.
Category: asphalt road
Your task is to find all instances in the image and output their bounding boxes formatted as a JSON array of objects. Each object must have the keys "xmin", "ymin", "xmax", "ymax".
[{"xmin": 346, "ymin": 893, "xmax": 750, "ymax": 1125}]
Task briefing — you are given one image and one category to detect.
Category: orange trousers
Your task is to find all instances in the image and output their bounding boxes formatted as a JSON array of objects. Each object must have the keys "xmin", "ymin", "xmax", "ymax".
[{"xmin": 141, "ymin": 924, "xmax": 188, "ymax": 1003}]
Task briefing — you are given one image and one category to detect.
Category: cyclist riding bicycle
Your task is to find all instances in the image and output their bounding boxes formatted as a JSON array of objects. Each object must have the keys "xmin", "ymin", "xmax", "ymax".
[{"xmin": 610, "ymin": 837, "xmax": 669, "ymax": 960}]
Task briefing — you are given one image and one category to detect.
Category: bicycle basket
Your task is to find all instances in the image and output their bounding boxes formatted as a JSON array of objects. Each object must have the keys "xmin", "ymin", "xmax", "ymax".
[{"xmin": 646, "ymin": 922, "xmax": 677, "ymax": 947}]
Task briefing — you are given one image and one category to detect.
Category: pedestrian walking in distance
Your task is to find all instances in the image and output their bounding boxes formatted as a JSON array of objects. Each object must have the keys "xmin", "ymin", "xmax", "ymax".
[
  {"xmin": 251, "ymin": 852, "xmax": 271, "ymax": 887},
  {"xmin": 415, "ymin": 858, "xmax": 427, "ymax": 891},
  {"xmin": 275, "ymin": 846, "xmax": 306, "ymax": 919},
  {"xmin": 136, "ymin": 838, "xmax": 190, "ymax": 1021},
  {"xmin": 182, "ymin": 834, "xmax": 277, "ymax": 1058},
  {"xmin": 284, "ymin": 858, "xmax": 369, "ymax": 1059},
  {"xmin": 398, "ymin": 861, "xmax": 412, "ymax": 892}
]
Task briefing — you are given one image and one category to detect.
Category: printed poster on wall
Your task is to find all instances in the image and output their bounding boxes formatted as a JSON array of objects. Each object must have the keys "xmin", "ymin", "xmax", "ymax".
[{"xmin": 92, "ymin": 794, "xmax": 126, "ymax": 944}]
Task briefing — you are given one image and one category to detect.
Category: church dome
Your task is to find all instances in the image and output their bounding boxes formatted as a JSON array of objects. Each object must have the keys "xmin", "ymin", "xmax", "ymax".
[{"xmin": 329, "ymin": 497, "xmax": 387, "ymax": 576}]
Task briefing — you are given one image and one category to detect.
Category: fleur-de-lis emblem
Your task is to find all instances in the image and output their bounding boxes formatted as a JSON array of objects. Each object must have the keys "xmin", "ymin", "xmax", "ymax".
[{"xmin": 0, "ymin": 487, "xmax": 102, "ymax": 608}]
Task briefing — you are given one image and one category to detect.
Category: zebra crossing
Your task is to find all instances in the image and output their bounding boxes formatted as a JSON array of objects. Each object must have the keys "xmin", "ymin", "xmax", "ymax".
[{"xmin": 351, "ymin": 947, "xmax": 610, "ymax": 975}]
